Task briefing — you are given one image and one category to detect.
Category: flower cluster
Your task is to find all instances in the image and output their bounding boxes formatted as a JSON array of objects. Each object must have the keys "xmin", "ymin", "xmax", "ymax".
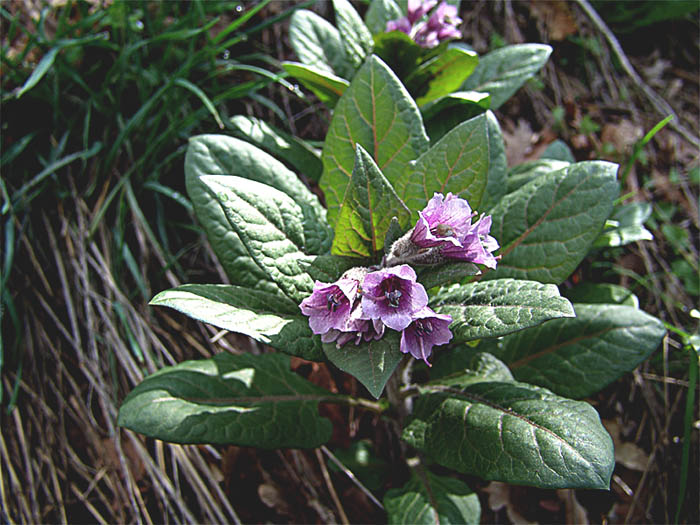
[
  {"xmin": 300, "ymin": 193, "xmax": 498, "ymax": 366},
  {"xmin": 386, "ymin": 0, "xmax": 462, "ymax": 48}
]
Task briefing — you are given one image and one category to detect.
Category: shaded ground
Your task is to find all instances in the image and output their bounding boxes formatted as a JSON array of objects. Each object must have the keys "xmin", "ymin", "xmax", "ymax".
[{"xmin": 1, "ymin": 1, "xmax": 698, "ymax": 523}]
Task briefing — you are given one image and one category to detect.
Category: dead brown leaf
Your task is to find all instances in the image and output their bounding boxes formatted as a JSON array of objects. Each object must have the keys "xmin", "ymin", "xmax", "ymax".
[{"xmin": 529, "ymin": 0, "xmax": 578, "ymax": 41}]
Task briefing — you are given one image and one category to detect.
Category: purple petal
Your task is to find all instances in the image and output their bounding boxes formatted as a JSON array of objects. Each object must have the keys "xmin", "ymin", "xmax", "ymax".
[{"xmin": 400, "ymin": 308, "xmax": 453, "ymax": 365}]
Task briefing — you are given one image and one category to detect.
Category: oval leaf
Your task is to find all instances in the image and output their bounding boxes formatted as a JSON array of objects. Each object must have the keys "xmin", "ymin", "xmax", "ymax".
[
  {"xmin": 403, "ymin": 381, "xmax": 614, "ymax": 489},
  {"xmin": 333, "ymin": 0, "xmax": 373, "ymax": 69},
  {"xmin": 332, "ymin": 145, "xmax": 411, "ymax": 257},
  {"xmin": 482, "ymin": 303, "xmax": 666, "ymax": 399},
  {"xmin": 323, "ymin": 331, "xmax": 403, "ymax": 399},
  {"xmin": 430, "ymin": 279, "xmax": 575, "ymax": 343},
  {"xmin": 461, "ymin": 44, "xmax": 552, "ymax": 109},
  {"xmin": 289, "ymin": 9, "xmax": 349, "ymax": 76},
  {"xmin": 281, "ymin": 61, "xmax": 350, "ymax": 108},
  {"xmin": 118, "ymin": 353, "xmax": 333, "ymax": 448},
  {"xmin": 488, "ymin": 161, "xmax": 619, "ymax": 284},
  {"xmin": 384, "ymin": 470, "xmax": 481, "ymax": 524},
  {"xmin": 402, "ymin": 113, "xmax": 489, "ymax": 215},
  {"xmin": 321, "ymin": 55, "xmax": 430, "ymax": 226},
  {"xmin": 151, "ymin": 284, "xmax": 323, "ymax": 361},
  {"xmin": 199, "ymin": 175, "xmax": 315, "ymax": 304}
]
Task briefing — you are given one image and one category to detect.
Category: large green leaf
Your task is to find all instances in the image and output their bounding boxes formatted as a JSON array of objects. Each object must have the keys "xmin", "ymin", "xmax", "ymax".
[
  {"xmin": 282, "ymin": 61, "xmax": 350, "ymax": 108},
  {"xmin": 462, "ymin": 44, "xmax": 552, "ymax": 109},
  {"xmin": 482, "ymin": 303, "xmax": 666, "ymax": 399},
  {"xmin": 401, "ymin": 113, "xmax": 488, "ymax": 216},
  {"xmin": 228, "ymin": 115, "xmax": 323, "ymax": 183},
  {"xmin": 333, "ymin": 0, "xmax": 373, "ymax": 70},
  {"xmin": 416, "ymin": 261, "xmax": 480, "ymax": 290},
  {"xmin": 481, "ymin": 110, "xmax": 508, "ymax": 211},
  {"xmin": 403, "ymin": 381, "xmax": 614, "ymax": 489},
  {"xmin": 430, "ymin": 279, "xmax": 575, "ymax": 343},
  {"xmin": 364, "ymin": 0, "xmax": 403, "ymax": 34},
  {"xmin": 332, "ymin": 145, "xmax": 411, "ymax": 258},
  {"xmin": 199, "ymin": 175, "xmax": 315, "ymax": 304},
  {"xmin": 384, "ymin": 470, "xmax": 481, "ymax": 524},
  {"xmin": 300, "ymin": 254, "xmax": 367, "ymax": 283},
  {"xmin": 289, "ymin": 9, "xmax": 349, "ymax": 77},
  {"xmin": 422, "ymin": 91, "xmax": 490, "ymax": 142},
  {"xmin": 118, "ymin": 353, "xmax": 333, "ymax": 447},
  {"xmin": 488, "ymin": 161, "xmax": 619, "ymax": 284},
  {"xmin": 186, "ymin": 135, "xmax": 332, "ymax": 259},
  {"xmin": 410, "ymin": 46, "xmax": 479, "ymax": 106},
  {"xmin": 150, "ymin": 284, "xmax": 323, "ymax": 361},
  {"xmin": 562, "ymin": 282, "xmax": 639, "ymax": 307},
  {"xmin": 321, "ymin": 55, "xmax": 430, "ymax": 226},
  {"xmin": 323, "ymin": 331, "xmax": 403, "ymax": 399},
  {"xmin": 506, "ymin": 159, "xmax": 571, "ymax": 194}
]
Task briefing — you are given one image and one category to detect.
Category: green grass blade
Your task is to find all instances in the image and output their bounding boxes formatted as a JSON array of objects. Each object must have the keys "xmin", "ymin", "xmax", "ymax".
[
  {"xmin": 675, "ymin": 342, "xmax": 698, "ymax": 523},
  {"xmin": 16, "ymin": 47, "xmax": 60, "ymax": 98},
  {"xmin": 174, "ymin": 78, "xmax": 224, "ymax": 129}
]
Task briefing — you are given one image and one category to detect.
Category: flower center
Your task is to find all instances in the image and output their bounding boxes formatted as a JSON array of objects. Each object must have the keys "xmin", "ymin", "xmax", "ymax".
[
  {"xmin": 326, "ymin": 292, "xmax": 341, "ymax": 312},
  {"xmin": 430, "ymin": 223, "xmax": 455, "ymax": 238},
  {"xmin": 381, "ymin": 277, "xmax": 403, "ymax": 308},
  {"xmin": 415, "ymin": 319, "xmax": 433, "ymax": 336}
]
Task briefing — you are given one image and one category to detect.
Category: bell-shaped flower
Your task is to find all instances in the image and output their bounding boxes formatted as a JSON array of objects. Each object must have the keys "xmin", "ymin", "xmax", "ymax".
[
  {"xmin": 440, "ymin": 214, "xmax": 499, "ymax": 268},
  {"xmin": 385, "ymin": 0, "xmax": 460, "ymax": 48},
  {"xmin": 400, "ymin": 307, "xmax": 453, "ymax": 366},
  {"xmin": 299, "ymin": 278, "xmax": 359, "ymax": 335},
  {"xmin": 361, "ymin": 265, "xmax": 428, "ymax": 331},
  {"xmin": 410, "ymin": 192, "xmax": 475, "ymax": 249}
]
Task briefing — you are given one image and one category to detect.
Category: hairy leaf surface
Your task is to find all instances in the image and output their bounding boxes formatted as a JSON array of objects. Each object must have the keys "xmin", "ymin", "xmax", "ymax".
[
  {"xmin": 430, "ymin": 279, "xmax": 575, "ymax": 342},
  {"xmin": 118, "ymin": 353, "xmax": 333, "ymax": 447},
  {"xmin": 403, "ymin": 381, "xmax": 614, "ymax": 489},
  {"xmin": 321, "ymin": 55, "xmax": 429, "ymax": 226},
  {"xmin": 151, "ymin": 284, "xmax": 323, "ymax": 361}
]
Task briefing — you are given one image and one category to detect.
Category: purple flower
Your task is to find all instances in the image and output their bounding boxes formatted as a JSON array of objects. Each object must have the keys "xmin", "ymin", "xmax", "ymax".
[
  {"xmin": 361, "ymin": 265, "xmax": 428, "ymax": 331},
  {"xmin": 299, "ymin": 279, "xmax": 359, "ymax": 334},
  {"xmin": 440, "ymin": 214, "xmax": 499, "ymax": 269},
  {"xmin": 400, "ymin": 307, "xmax": 453, "ymax": 366},
  {"xmin": 322, "ymin": 318, "xmax": 385, "ymax": 348},
  {"xmin": 385, "ymin": 0, "xmax": 460, "ymax": 48},
  {"xmin": 410, "ymin": 192, "xmax": 475, "ymax": 249}
]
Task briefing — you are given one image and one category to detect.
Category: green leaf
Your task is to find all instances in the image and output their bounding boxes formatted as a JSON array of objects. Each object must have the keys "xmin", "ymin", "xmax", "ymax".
[
  {"xmin": 481, "ymin": 110, "xmax": 508, "ymax": 211},
  {"xmin": 150, "ymin": 284, "xmax": 323, "ymax": 361},
  {"xmin": 422, "ymin": 92, "xmax": 491, "ymax": 143},
  {"xmin": 323, "ymin": 331, "xmax": 403, "ymax": 399},
  {"xmin": 541, "ymin": 139, "xmax": 575, "ymax": 162},
  {"xmin": 430, "ymin": 279, "xmax": 575, "ymax": 343},
  {"xmin": 403, "ymin": 381, "xmax": 614, "ymax": 489},
  {"xmin": 401, "ymin": 113, "xmax": 489, "ymax": 216},
  {"xmin": 200, "ymin": 175, "xmax": 315, "ymax": 304},
  {"xmin": 333, "ymin": 0, "xmax": 373, "ymax": 69},
  {"xmin": 118, "ymin": 352, "xmax": 333, "ymax": 447},
  {"xmin": 593, "ymin": 201, "xmax": 653, "ymax": 248},
  {"xmin": 372, "ymin": 30, "xmax": 426, "ymax": 80},
  {"xmin": 431, "ymin": 351, "xmax": 515, "ymax": 384},
  {"xmin": 410, "ymin": 46, "xmax": 479, "ymax": 106},
  {"xmin": 321, "ymin": 55, "xmax": 430, "ymax": 226},
  {"xmin": 384, "ymin": 216, "xmax": 406, "ymax": 256},
  {"xmin": 482, "ymin": 303, "xmax": 666, "ymax": 399},
  {"xmin": 228, "ymin": 115, "xmax": 323, "ymax": 183},
  {"xmin": 332, "ymin": 145, "xmax": 412, "ymax": 258},
  {"xmin": 384, "ymin": 470, "xmax": 481, "ymax": 524},
  {"xmin": 17, "ymin": 47, "xmax": 60, "ymax": 98},
  {"xmin": 186, "ymin": 135, "xmax": 332, "ymax": 258},
  {"xmin": 562, "ymin": 282, "xmax": 639, "ymax": 307},
  {"xmin": 488, "ymin": 161, "xmax": 619, "ymax": 284},
  {"xmin": 416, "ymin": 262, "xmax": 480, "ymax": 290},
  {"xmin": 506, "ymin": 159, "xmax": 571, "ymax": 193},
  {"xmin": 365, "ymin": 0, "xmax": 403, "ymax": 34},
  {"xmin": 462, "ymin": 44, "xmax": 552, "ymax": 109},
  {"xmin": 289, "ymin": 9, "xmax": 349, "ymax": 77},
  {"xmin": 282, "ymin": 61, "xmax": 350, "ymax": 108}
]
